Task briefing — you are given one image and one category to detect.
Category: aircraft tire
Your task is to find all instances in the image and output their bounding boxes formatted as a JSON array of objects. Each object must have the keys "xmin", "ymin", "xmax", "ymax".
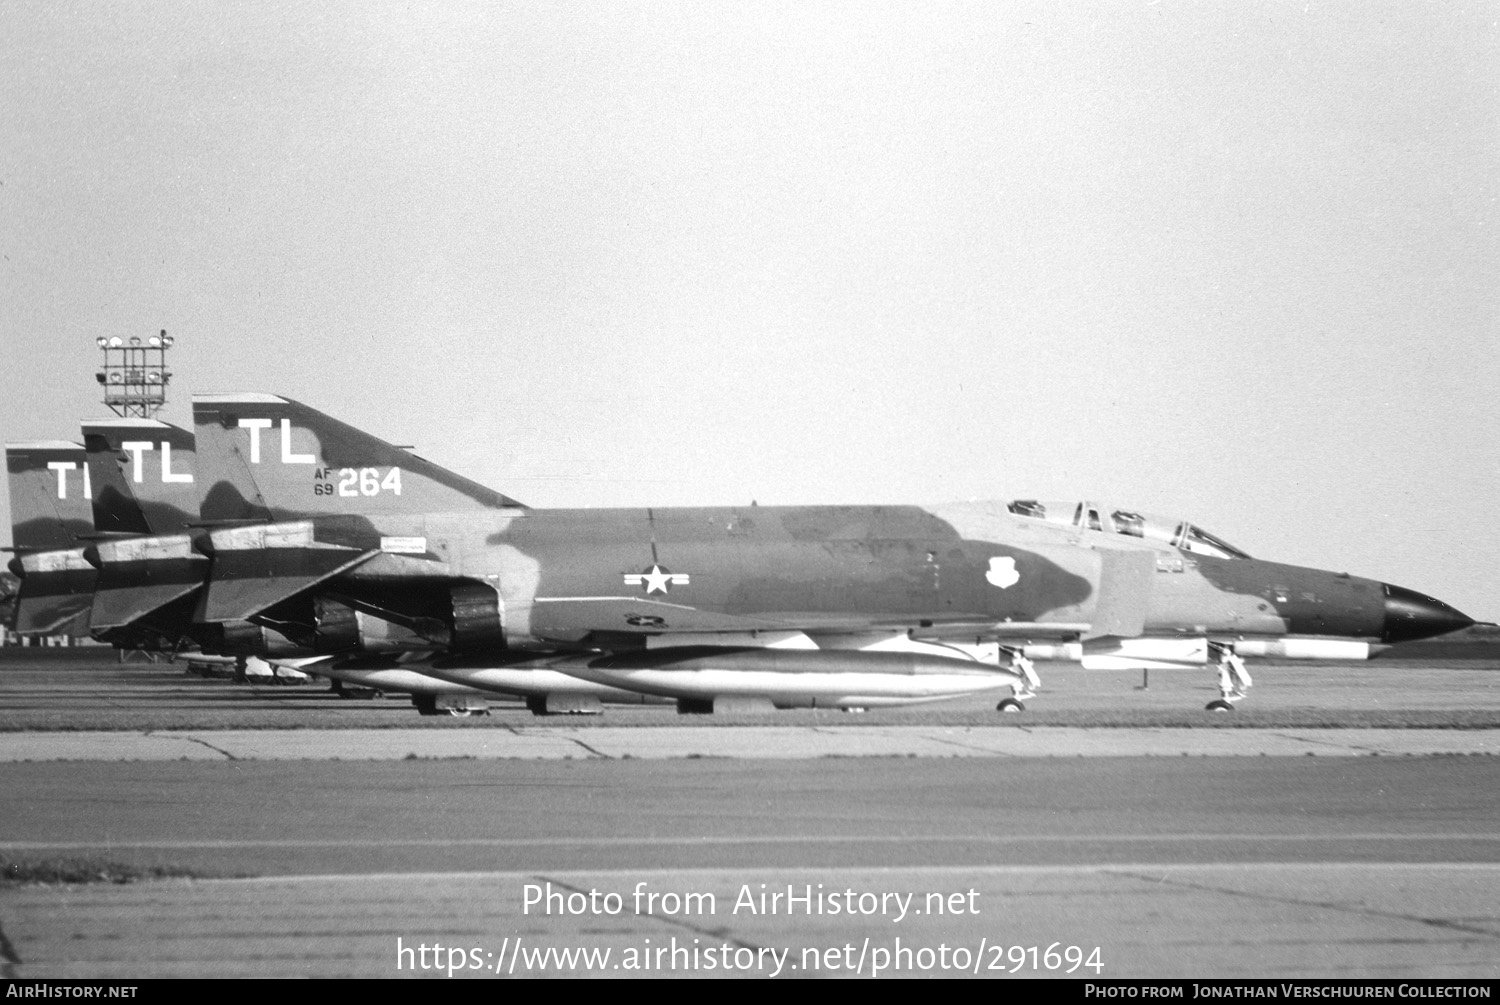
[
  {"xmin": 996, "ymin": 698, "xmax": 1026, "ymax": 713},
  {"xmin": 1205, "ymin": 699, "xmax": 1235, "ymax": 712}
]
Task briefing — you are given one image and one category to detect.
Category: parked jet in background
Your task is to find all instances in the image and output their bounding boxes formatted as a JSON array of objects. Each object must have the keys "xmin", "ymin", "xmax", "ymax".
[
  {"xmin": 77, "ymin": 417, "xmax": 206, "ymax": 652},
  {"xmin": 4, "ymin": 442, "xmax": 96, "ymax": 637}
]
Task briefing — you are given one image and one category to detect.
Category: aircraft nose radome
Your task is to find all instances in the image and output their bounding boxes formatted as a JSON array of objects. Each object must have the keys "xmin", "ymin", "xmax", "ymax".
[{"xmin": 1381, "ymin": 583, "xmax": 1474, "ymax": 643}]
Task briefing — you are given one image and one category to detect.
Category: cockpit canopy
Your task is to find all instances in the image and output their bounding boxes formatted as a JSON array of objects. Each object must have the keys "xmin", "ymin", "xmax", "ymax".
[{"xmin": 1005, "ymin": 500, "xmax": 1252, "ymax": 560}]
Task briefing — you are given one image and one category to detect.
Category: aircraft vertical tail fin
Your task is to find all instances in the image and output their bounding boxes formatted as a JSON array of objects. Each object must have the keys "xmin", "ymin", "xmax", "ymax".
[
  {"xmin": 192, "ymin": 394, "xmax": 524, "ymax": 523},
  {"xmin": 4, "ymin": 443, "xmax": 97, "ymax": 636},
  {"xmin": 81, "ymin": 418, "xmax": 198, "ymax": 536},
  {"xmin": 5, "ymin": 442, "xmax": 93, "ymax": 551}
]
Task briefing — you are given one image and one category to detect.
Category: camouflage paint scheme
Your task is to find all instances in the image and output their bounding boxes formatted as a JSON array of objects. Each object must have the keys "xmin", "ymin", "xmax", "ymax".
[
  {"xmin": 4, "ymin": 392, "xmax": 1471, "ymax": 714},
  {"xmin": 186, "ymin": 395, "xmax": 1466, "ymax": 669},
  {"xmin": 68, "ymin": 414, "xmax": 633, "ymax": 708}
]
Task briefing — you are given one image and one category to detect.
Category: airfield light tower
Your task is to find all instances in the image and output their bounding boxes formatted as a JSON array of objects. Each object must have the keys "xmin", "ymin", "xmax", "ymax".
[{"xmin": 95, "ymin": 331, "xmax": 173, "ymax": 418}]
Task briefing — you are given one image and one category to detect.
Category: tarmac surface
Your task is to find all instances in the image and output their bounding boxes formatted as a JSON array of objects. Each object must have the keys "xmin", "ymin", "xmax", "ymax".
[{"xmin": 1, "ymin": 647, "xmax": 1498, "ymax": 979}]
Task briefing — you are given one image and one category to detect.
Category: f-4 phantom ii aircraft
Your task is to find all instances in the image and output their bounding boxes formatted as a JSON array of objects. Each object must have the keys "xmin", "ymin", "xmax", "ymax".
[{"xmin": 120, "ymin": 391, "xmax": 1467, "ymax": 714}]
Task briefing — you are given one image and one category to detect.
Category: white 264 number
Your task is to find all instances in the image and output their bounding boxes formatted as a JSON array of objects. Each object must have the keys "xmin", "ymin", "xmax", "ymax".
[{"xmin": 313, "ymin": 467, "xmax": 402, "ymax": 497}]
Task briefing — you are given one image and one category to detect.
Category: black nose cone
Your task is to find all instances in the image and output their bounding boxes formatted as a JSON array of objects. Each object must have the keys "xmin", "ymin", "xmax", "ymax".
[{"xmin": 1382, "ymin": 583, "xmax": 1474, "ymax": 643}]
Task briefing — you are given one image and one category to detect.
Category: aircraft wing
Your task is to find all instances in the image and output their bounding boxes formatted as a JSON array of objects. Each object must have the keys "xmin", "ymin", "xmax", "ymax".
[
  {"xmin": 199, "ymin": 545, "xmax": 377, "ymax": 622},
  {"xmin": 907, "ymin": 620, "xmax": 1093, "ymax": 642},
  {"xmin": 526, "ymin": 597, "xmax": 794, "ymax": 643},
  {"xmin": 194, "ymin": 521, "xmax": 380, "ymax": 623},
  {"xmin": 524, "ymin": 597, "xmax": 1095, "ymax": 647}
]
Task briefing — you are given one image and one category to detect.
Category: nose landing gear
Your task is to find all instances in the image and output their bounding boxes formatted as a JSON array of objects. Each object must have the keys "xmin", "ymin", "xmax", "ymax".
[{"xmin": 996, "ymin": 651, "xmax": 1040, "ymax": 713}]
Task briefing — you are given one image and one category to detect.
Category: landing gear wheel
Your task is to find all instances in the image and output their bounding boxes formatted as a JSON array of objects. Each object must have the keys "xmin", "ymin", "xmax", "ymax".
[
  {"xmin": 1205, "ymin": 699, "xmax": 1235, "ymax": 712},
  {"xmin": 446, "ymin": 708, "xmax": 477, "ymax": 717},
  {"xmin": 996, "ymin": 697, "xmax": 1026, "ymax": 713}
]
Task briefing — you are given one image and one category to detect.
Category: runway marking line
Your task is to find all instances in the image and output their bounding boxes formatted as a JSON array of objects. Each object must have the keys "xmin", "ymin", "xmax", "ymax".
[
  {"xmin": 77, "ymin": 861, "xmax": 1500, "ymax": 886},
  {"xmin": 142, "ymin": 730, "xmax": 240, "ymax": 760},
  {"xmin": 1108, "ymin": 867, "xmax": 1500, "ymax": 940},
  {"xmin": 3, "ymin": 833, "xmax": 1498, "ymax": 851}
]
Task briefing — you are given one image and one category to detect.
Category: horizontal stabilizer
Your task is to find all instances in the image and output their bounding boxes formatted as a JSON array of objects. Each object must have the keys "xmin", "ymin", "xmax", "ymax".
[
  {"xmin": 15, "ymin": 592, "xmax": 94, "ymax": 636},
  {"xmin": 200, "ymin": 546, "xmax": 378, "ymax": 622},
  {"xmin": 90, "ymin": 581, "xmax": 204, "ymax": 631},
  {"xmin": 89, "ymin": 541, "xmax": 209, "ymax": 630},
  {"xmin": 198, "ymin": 520, "xmax": 377, "ymax": 622},
  {"xmin": 12, "ymin": 549, "xmax": 98, "ymax": 636}
]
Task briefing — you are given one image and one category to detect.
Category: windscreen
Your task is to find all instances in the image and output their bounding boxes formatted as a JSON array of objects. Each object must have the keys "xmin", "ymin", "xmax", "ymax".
[{"xmin": 1008, "ymin": 500, "xmax": 1250, "ymax": 559}]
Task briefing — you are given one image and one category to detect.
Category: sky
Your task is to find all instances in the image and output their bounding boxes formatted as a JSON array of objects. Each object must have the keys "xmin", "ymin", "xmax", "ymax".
[{"xmin": 1, "ymin": 2, "xmax": 1496, "ymax": 618}]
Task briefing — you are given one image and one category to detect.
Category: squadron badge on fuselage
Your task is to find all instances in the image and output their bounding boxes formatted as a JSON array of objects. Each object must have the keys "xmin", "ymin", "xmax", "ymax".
[{"xmin": 985, "ymin": 556, "xmax": 1021, "ymax": 589}]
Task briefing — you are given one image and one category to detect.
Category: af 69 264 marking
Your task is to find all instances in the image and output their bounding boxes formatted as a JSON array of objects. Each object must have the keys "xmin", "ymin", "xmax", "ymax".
[{"xmin": 312, "ymin": 467, "xmax": 403, "ymax": 497}]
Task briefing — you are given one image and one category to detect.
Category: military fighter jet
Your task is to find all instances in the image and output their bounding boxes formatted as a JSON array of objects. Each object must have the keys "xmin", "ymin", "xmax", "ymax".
[
  {"xmin": 179, "ymin": 393, "xmax": 1472, "ymax": 712},
  {"xmin": 186, "ymin": 394, "xmax": 1032, "ymax": 712}
]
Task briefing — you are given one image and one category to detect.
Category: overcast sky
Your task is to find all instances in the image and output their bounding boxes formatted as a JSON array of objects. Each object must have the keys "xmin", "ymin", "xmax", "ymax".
[{"xmin": 2, "ymin": 2, "xmax": 1496, "ymax": 618}]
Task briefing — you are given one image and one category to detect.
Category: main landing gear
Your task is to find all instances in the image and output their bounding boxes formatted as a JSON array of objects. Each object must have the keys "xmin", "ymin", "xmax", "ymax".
[
  {"xmin": 412, "ymin": 694, "xmax": 491, "ymax": 717},
  {"xmin": 1206, "ymin": 643, "xmax": 1253, "ymax": 711},
  {"xmin": 996, "ymin": 652, "xmax": 1041, "ymax": 713}
]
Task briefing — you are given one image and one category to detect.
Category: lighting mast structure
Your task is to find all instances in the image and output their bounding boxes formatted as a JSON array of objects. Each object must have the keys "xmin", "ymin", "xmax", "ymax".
[{"xmin": 95, "ymin": 331, "xmax": 173, "ymax": 418}]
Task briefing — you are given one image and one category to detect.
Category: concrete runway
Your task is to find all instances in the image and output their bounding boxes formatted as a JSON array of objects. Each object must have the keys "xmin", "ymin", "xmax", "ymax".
[
  {"xmin": 1, "ymin": 650, "xmax": 1498, "ymax": 979},
  {"xmin": 8, "ymin": 864, "xmax": 1500, "ymax": 979},
  {"xmin": 4, "ymin": 648, "xmax": 1499, "ymax": 731},
  {"xmin": 3, "ymin": 725, "xmax": 1500, "ymax": 761}
]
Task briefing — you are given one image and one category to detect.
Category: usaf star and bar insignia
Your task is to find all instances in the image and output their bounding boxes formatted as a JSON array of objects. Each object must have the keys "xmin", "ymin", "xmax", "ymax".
[{"xmin": 624, "ymin": 564, "xmax": 690, "ymax": 595}]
